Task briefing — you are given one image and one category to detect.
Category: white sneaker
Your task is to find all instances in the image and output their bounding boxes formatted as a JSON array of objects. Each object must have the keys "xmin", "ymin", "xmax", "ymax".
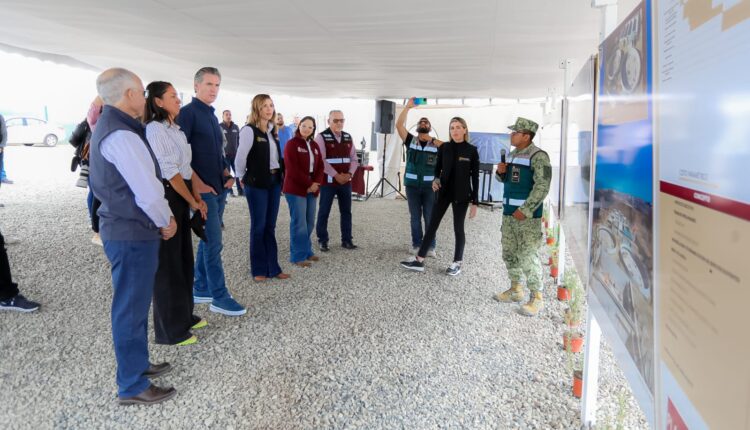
[
  {"xmin": 91, "ymin": 233, "xmax": 103, "ymax": 246},
  {"xmin": 446, "ymin": 261, "xmax": 462, "ymax": 276},
  {"xmin": 4, "ymin": 236, "xmax": 20, "ymax": 245},
  {"xmin": 427, "ymin": 249, "xmax": 437, "ymax": 258}
]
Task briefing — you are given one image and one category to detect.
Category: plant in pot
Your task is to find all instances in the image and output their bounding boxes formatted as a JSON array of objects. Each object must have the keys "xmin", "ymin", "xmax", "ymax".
[
  {"xmin": 563, "ymin": 274, "xmax": 584, "ymax": 328},
  {"xmin": 557, "ymin": 266, "xmax": 577, "ymax": 301},
  {"xmin": 550, "ymin": 246, "xmax": 559, "ymax": 278},
  {"xmin": 566, "ymin": 339, "xmax": 584, "ymax": 398},
  {"xmin": 546, "ymin": 223, "xmax": 556, "ymax": 246},
  {"xmin": 562, "ymin": 329, "xmax": 584, "ymax": 353}
]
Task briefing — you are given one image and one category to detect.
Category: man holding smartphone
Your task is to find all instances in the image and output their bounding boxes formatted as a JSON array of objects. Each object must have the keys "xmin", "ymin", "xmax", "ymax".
[{"xmin": 396, "ymin": 97, "xmax": 443, "ymax": 256}]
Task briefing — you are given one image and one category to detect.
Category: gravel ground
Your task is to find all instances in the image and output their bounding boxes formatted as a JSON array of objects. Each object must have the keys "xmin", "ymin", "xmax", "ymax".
[{"xmin": 0, "ymin": 146, "xmax": 648, "ymax": 429}]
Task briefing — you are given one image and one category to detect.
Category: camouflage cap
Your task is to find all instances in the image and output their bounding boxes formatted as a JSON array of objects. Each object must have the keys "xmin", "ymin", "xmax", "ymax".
[{"xmin": 508, "ymin": 117, "xmax": 539, "ymax": 133}]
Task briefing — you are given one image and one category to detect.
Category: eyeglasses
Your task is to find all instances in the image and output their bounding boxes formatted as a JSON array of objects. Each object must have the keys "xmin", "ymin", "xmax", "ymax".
[{"xmin": 331, "ymin": 119, "xmax": 345, "ymax": 124}]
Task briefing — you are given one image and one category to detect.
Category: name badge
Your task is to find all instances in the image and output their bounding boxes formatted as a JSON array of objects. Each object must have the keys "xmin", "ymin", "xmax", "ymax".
[
  {"xmin": 298, "ymin": 147, "xmax": 308, "ymax": 153},
  {"xmin": 511, "ymin": 166, "xmax": 521, "ymax": 183},
  {"xmin": 459, "ymin": 157, "xmax": 470, "ymax": 162},
  {"xmin": 257, "ymin": 137, "xmax": 268, "ymax": 143}
]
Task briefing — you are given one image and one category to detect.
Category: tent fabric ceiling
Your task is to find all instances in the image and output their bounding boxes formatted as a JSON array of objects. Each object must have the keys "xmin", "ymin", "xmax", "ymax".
[{"xmin": 0, "ymin": 0, "xmax": 601, "ymax": 98}]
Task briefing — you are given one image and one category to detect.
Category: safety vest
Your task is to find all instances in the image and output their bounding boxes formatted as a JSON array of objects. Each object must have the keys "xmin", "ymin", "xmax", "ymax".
[
  {"xmin": 404, "ymin": 135, "xmax": 438, "ymax": 188},
  {"xmin": 502, "ymin": 145, "xmax": 546, "ymax": 218},
  {"xmin": 320, "ymin": 128, "xmax": 353, "ymax": 186}
]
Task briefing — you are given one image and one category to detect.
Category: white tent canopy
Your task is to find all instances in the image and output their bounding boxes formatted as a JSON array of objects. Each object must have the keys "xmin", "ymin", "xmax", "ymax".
[{"xmin": 1, "ymin": 0, "xmax": 605, "ymax": 99}]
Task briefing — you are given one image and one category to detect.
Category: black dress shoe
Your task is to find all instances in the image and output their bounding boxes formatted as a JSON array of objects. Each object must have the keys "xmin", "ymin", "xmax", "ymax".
[
  {"xmin": 341, "ymin": 241, "xmax": 358, "ymax": 250},
  {"xmin": 118, "ymin": 384, "xmax": 177, "ymax": 405},
  {"xmin": 143, "ymin": 362, "xmax": 172, "ymax": 378},
  {"xmin": 319, "ymin": 242, "xmax": 330, "ymax": 252}
]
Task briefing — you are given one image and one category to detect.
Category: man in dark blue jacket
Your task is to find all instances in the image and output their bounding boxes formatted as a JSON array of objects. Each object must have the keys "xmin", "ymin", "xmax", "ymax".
[{"xmin": 177, "ymin": 67, "xmax": 245, "ymax": 316}]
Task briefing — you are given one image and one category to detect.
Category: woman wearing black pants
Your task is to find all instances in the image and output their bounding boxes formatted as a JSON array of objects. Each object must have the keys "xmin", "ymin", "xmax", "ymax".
[
  {"xmin": 400, "ymin": 117, "xmax": 479, "ymax": 276},
  {"xmin": 145, "ymin": 81, "xmax": 208, "ymax": 345}
]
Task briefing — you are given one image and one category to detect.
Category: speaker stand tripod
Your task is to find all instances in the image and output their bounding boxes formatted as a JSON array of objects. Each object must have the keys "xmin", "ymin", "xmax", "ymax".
[{"xmin": 366, "ymin": 133, "xmax": 404, "ymax": 200}]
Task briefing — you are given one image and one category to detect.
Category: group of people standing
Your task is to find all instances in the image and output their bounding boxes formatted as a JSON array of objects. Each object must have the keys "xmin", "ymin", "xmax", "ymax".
[
  {"xmin": 88, "ymin": 66, "xmax": 362, "ymax": 405},
  {"xmin": 66, "ymin": 61, "xmax": 553, "ymax": 406}
]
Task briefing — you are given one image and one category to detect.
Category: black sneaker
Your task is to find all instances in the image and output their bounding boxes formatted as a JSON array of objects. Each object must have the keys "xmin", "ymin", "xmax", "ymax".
[
  {"xmin": 400, "ymin": 258, "xmax": 425, "ymax": 272},
  {"xmin": 319, "ymin": 242, "xmax": 330, "ymax": 252},
  {"xmin": 446, "ymin": 262, "xmax": 462, "ymax": 276},
  {"xmin": 341, "ymin": 241, "xmax": 358, "ymax": 250},
  {"xmin": 0, "ymin": 294, "xmax": 40, "ymax": 312}
]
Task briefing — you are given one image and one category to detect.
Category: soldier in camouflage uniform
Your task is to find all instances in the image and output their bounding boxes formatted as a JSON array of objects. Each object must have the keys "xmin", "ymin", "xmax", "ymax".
[{"xmin": 493, "ymin": 117, "xmax": 551, "ymax": 316}]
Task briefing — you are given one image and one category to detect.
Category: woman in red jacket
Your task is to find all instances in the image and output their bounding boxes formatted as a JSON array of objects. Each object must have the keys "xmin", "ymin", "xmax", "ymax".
[{"xmin": 282, "ymin": 116, "xmax": 325, "ymax": 266}]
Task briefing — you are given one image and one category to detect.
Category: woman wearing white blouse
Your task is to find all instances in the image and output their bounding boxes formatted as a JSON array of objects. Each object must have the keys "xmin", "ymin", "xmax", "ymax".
[
  {"xmin": 235, "ymin": 94, "xmax": 290, "ymax": 282},
  {"xmin": 144, "ymin": 81, "xmax": 208, "ymax": 346}
]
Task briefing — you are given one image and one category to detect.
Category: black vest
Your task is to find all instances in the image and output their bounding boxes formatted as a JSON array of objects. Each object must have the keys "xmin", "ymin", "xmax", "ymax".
[{"xmin": 242, "ymin": 125, "xmax": 284, "ymax": 189}]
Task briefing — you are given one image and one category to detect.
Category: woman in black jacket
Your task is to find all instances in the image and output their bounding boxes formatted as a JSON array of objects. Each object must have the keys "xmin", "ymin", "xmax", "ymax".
[{"xmin": 400, "ymin": 117, "xmax": 479, "ymax": 276}]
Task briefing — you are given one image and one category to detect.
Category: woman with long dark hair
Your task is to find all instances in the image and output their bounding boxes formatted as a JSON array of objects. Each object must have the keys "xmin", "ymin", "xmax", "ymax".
[
  {"xmin": 400, "ymin": 117, "xmax": 479, "ymax": 276},
  {"xmin": 234, "ymin": 94, "xmax": 290, "ymax": 282},
  {"xmin": 282, "ymin": 116, "xmax": 325, "ymax": 266},
  {"xmin": 144, "ymin": 81, "xmax": 208, "ymax": 346}
]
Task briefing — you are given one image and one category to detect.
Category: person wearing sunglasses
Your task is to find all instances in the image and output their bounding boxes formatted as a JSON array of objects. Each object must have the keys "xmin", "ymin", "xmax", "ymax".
[
  {"xmin": 396, "ymin": 97, "xmax": 443, "ymax": 257},
  {"xmin": 400, "ymin": 117, "xmax": 479, "ymax": 276},
  {"xmin": 313, "ymin": 110, "xmax": 360, "ymax": 252},
  {"xmin": 492, "ymin": 117, "xmax": 551, "ymax": 317}
]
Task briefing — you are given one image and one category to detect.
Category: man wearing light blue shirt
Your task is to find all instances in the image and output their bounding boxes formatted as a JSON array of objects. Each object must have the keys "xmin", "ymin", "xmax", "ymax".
[
  {"xmin": 89, "ymin": 68, "xmax": 178, "ymax": 405},
  {"xmin": 275, "ymin": 113, "xmax": 295, "ymax": 158}
]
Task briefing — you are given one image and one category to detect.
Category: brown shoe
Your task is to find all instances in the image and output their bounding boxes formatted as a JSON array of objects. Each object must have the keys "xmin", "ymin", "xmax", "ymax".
[
  {"xmin": 253, "ymin": 276, "xmax": 267, "ymax": 282},
  {"xmin": 143, "ymin": 362, "xmax": 172, "ymax": 378},
  {"xmin": 307, "ymin": 255, "xmax": 320, "ymax": 262},
  {"xmin": 118, "ymin": 384, "xmax": 177, "ymax": 405},
  {"xmin": 276, "ymin": 273, "xmax": 291, "ymax": 279},
  {"xmin": 294, "ymin": 261, "xmax": 312, "ymax": 267}
]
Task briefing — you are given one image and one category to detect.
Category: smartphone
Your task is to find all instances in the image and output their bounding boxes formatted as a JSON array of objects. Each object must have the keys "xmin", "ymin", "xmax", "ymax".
[{"xmin": 413, "ymin": 97, "xmax": 427, "ymax": 105}]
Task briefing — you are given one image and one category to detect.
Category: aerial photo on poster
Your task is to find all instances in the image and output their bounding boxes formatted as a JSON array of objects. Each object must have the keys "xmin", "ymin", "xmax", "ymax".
[{"xmin": 591, "ymin": 0, "xmax": 655, "ymax": 399}]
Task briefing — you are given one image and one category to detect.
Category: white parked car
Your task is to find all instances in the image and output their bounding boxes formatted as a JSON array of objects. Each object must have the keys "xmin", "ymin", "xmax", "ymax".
[{"xmin": 5, "ymin": 117, "xmax": 65, "ymax": 147}]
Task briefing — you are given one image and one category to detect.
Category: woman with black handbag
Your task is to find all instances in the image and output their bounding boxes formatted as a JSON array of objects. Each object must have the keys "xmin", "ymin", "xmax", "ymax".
[{"xmin": 145, "ymin": 81, "xmax": 208, "ymax": 346}]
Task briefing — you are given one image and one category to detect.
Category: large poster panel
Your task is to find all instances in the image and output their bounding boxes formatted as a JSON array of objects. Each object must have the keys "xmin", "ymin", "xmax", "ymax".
[
  {"xmin": 590, "ymin": 0, "xmax": 655, "ymax": 417},
  {"xmin": 655, "ymin": 0, "xmax": 750, "ymax": 428},
  {"xmin": 561, "ymin": 57, "xmax": 596, "ymax": 280}
]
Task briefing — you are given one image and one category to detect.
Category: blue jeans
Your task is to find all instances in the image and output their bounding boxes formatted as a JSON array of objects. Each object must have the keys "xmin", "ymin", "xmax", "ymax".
[
  {"xmin": 245, "ymin": 178, "xmax": 282, "ymax": 277},
  {"xmin": 0, "ymin": 150, "xmax": 6, "ymax": 180},
  {"xmin": 194, "ymin": 192, "xmax": 230, "ymax": 300},
  {"xmin": 102, "ymin": 239, "xmax": 160, "ymax": 397},
  {"xmin": 316, "ymin": 183, "xmax": 353, "ymax": 244},
  {"xmin": 406, "ymin": 185, "xmax": 436, "ymax": 249},
  {"xmin": 285, "ymin": 193, "xmax": 317, "ymax": 263}
]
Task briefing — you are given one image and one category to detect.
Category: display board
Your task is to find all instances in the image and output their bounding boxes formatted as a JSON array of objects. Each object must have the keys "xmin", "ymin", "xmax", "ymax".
[
  {"xmin": 473, "ymin": 132, "xmax": 509, "ymax": 202},
  {"xmin": 561, "ymin": 57, "xmax": 596, "ymax": 280},
  {"xmin": 654, "ymin": 0, "xmax": 750, "ymax": 428},
  {"xmin": 590, "ymin": 0, "xmax": 655, "ymax": 422}
]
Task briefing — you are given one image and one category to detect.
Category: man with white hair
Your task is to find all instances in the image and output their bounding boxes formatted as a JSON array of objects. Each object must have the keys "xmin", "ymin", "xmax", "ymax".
[
  {"xmin": 314, "ymin": 110, "xmax": 359, "ymax": 251},
  {"xmin": 89, "ymin": 67, "xmax": 178, "ymax": 405}
]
